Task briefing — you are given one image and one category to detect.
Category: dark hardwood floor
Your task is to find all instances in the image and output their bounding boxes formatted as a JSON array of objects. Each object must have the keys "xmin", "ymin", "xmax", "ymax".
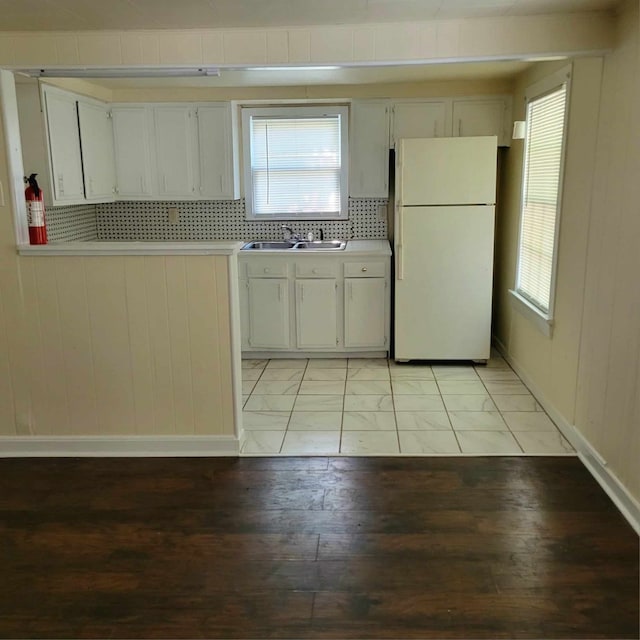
[{"xmin": 0, "ymin": 456, "xmax": 637, "ymax": 639}]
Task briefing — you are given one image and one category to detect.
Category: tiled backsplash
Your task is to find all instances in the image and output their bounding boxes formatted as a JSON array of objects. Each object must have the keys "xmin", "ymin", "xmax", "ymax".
[
  {"xmin": 46, "ymin": 204, "xmax": 98, "ymax": 242},
  {"xmin": 96, "ymin": 198, "xmax": 388, "ymax": 241}
]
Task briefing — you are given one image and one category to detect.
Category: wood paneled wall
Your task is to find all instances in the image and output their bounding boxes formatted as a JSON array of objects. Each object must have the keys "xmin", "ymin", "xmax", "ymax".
[
  {"xmin": 495, "ymin": 1, "xmax": 640, "ymax": 503},
  {"xmin": 494, "ymin": 56, "xmax": 603, "ymax": 421},
  {"xmin": 0, "ymin": 13, "xmax": 614, "ymax": 68},
  {"xmin": 574, "ymin": 1, "xmax": 640, "ymax": 500},
  {"xmin": 0, "ymin": 253, "xmax": 236, "ymax": 438}
]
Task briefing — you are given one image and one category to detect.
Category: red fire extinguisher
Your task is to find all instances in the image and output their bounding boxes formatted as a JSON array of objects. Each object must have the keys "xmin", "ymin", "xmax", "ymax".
[{"xmin": 25, "ymin": 173, "xmax": 48, "ymax": 245}]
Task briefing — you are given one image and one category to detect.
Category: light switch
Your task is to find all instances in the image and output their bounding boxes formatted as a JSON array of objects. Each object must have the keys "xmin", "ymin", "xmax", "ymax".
[
  {"xmin": 168, "ymin": 207, "xmax": 179, "ymax": 224},
  {"xmin": 377, "ymin": 204, "xmax": 387, "ymax": 221}
]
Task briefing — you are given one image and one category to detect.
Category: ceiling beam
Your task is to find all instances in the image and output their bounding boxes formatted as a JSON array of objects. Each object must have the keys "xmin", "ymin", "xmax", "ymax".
[{"xmin": 0, "ymin": 12, "xmax": 614, "ymax": 69}]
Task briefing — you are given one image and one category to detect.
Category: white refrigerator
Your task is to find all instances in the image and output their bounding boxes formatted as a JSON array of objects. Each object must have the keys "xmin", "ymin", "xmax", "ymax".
[{"xmin": 394, "ymin": 136, "xmax": 498, "ymax": 361}]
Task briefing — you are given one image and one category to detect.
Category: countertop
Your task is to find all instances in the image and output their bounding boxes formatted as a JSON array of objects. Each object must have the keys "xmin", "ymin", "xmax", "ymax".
[
  {"xmin": 17, "ymin": 239, "xmax": 391, "ymax": 257},
  {"xmin": 239, "ymin": 239, "xmax": 392, "ymax": 257},
  {"xmin": 17, "ymin": 241, "xmax": 245, "ymax": 256}
]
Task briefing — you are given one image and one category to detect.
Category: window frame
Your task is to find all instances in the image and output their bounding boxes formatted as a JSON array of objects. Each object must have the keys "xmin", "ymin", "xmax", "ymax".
[
  {"xmin": 510, "ymin": 65, "xmax": 572, "ymax": 337},
  {"xmin": 241, "ymin": 105, "xmax": 349, "ymax": 221}
]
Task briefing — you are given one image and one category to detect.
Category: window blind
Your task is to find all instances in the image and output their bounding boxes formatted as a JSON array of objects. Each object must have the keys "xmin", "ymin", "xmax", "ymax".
[
  {"xmin": 249, "ymin": 114, "xmax": 342, "ymax": 216},
  {"xmin": 516, "ymin": 84, "xmax": 568, "ymax": 314}
]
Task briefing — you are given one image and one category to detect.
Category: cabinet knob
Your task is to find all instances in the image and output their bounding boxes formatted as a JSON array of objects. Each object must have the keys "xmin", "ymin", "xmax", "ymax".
[
  {"xmin": 312, "ymin": 268, "xmax": 318, "ymax": 274},
  {"xmin": 264, "ymin": 268, "xmax": 270, "ymax": 273},
  {"xmin": 361, "ymin": 267, "xmax": 368, "ymax": 272}
]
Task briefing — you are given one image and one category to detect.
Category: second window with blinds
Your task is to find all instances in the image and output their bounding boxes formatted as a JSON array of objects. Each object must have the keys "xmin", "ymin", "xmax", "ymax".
[
  {"xmin": 242, "ymin": 106, "xmax": 349, "ymax": 221},
  {"xmin": 511, "ymin": 66, "xmax": 571, "ymax": 336}
]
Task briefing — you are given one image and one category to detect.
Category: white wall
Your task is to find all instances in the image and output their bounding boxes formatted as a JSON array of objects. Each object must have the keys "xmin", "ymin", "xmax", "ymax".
[
  {"xmin": 495, "ymin": 56, "xmax": 603, "ymax": 420},
  {"xmin": 573, "ymin": 0, "xmax": 640, "ymax": 501},
  {"xmin": 495, "ymin": 1, "xmax": 640, "ymax": 505}
]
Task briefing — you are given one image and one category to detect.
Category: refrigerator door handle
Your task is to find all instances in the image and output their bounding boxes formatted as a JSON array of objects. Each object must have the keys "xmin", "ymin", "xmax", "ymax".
[
  {"xmin": 397, "ymin": 244, "xmax": 404, "ymax": 280},
  {"xmin": 396, "ymin": 206, "xmax": 404, "ymax": 280}
]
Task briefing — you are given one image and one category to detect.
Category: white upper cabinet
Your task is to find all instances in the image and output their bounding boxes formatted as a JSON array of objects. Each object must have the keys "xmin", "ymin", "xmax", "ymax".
[
  {"xmin": 350, "ymin": 100, "xmax": 390, "ymax": 198},
  {"xmin": 16, "ymin": 83, "xmax": 54, "ymax": 208},
  {"xmin": 43, "ymin": 87, "xmax": 85, "ymax": 204},
  {"xmin": 112, "ymin": 106, "xmax": 155, "ymax": 199},
  {"xmin": 391, "ymin": 101, "xmax": 448, "ymax": 147},
  {"xmin": 153, "ymin": 106, "xmax": 198, "ymax": 199},
  {"xmin": 452, "ymin": 99, "xmax": 511, "ymax": 147},
  {"xmin": 197, "ymin": 104, "xmax": 240, "ymax": 200},
  {"xmin": 77, "ymin": 100, "xmax": 116, "ymax": 202},
  {"xmin": 26, "ymin": 85, "xmax": 118, "ymax": 206}
]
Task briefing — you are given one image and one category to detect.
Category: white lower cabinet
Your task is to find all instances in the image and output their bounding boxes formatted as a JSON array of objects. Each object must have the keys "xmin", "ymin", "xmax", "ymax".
[
  {"xmin": 240, "ymin": 254, "xmax": 390, "ymax": 354},
  {"xmin": 247, "ymin": 278, "xmax": 290, "ymax": 349},
  {"xmin": 295, "ymin": 279, "xmax": 338, "ymax": 349},
  {"xmin": 344, "ymin": 278, "xmax": 387, "ymax": 348}
]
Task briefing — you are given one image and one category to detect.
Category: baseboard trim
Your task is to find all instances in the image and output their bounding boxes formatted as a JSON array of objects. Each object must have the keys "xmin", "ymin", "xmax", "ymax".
[
  {"xmin": 493, "ymin": 337, "xmax": 640, "ymax": 536},
  {"xmin": 0, "ymin": 435, "xmax": 240, "ymax": 457}
]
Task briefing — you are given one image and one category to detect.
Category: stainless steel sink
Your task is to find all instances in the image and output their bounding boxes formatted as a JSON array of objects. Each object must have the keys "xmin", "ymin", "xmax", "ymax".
[
  {"xmin": 242, "ymin": 241, "xmax": 297, "ymax": 250},
  {"xmin": 241, "ymin": 239, "xmax": 347, "ymax": 251},
  {"xmin": 293, "ymin": 240, "xmax": 346, "ymax": 251}
]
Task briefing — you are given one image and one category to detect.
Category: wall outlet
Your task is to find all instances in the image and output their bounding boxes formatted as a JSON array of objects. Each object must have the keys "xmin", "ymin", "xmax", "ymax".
[
  {"xmin": 168, "ymin": 207, "xmax": 179, "ymax": 224},
  {"xmin": 377, "ymin": 204, "xmax": 387, "ymax": 221}
]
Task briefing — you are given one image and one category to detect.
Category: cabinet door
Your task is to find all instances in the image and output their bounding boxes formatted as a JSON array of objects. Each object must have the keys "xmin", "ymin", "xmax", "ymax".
[
  {"xmin": 16, "ymin": 83, "xmax": 54, "ymax": 208},
  {"xmin": 112, "ymin": 107, "xmax": 154, "ymax": 198},
  {"xmin": 350, "ymin": 101, "xmax": 390, "ymax": 198},
  {"xmin": 197, "ymin": 104, "xmax": 239, "ymax": 200},
  {"xmin": 391, "ymin": 101, "xmax": 448, "ymax": 147},
  {"xmin": 77, "ymin": 100, "xmax": 116, "ymax": 202},
  {"xmin": 248, "ymin": 278, "xmax": 290, "ymax": 349},
  {"xmin": 154, "ymin": 106, "xmax": 197, "ymax": 198},
  {"xmin": 344, "ymin": 278, "xmax": 386, "ymax": 348},
  {"xmin": 44, "ymin": 89, "xmax": 84, "ymax": 203},
  {"xmin": 453, "ymin": 99, "xmax": 507, "ymax": 146},
  {"xmin": 295, "ymin": 279, "xmax": 338, "ymax": 349}
]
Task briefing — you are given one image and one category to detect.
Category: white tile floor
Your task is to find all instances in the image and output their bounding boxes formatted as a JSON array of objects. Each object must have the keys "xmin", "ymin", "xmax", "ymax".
[{"xmin": 240, "ymin": 355, "xmax": 575, "ymax": 456}]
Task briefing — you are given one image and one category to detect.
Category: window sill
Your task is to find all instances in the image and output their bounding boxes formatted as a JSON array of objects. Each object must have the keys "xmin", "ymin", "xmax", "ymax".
[{"xmin": 509, "ymin": 290, "xmax": 554, "ymax": 338}]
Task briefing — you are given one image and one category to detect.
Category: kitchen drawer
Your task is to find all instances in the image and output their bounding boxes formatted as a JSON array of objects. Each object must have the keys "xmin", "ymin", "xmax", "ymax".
[
  {"xmin": 295, "ymin": 262, "xmax": 338, "ymax": 278},
  {"xmin": 344, "ymin": 261, "xmax": 386, "ymax": 278},
  {"xmin": 246, "ymin": 261, "xmax": 289, "ymax": 278}
]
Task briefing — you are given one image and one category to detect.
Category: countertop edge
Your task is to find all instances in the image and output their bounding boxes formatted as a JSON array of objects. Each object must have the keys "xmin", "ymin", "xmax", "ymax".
[
  {"xmin": 238, "ymin": 240, "xmax": 392, "ymax": 257},
  {"xmin": 17, "ymin": 241, "xmax": 245, "ymax": 257},
  {"xmin": 17, "ymin": 240, "xmax": 391, "ymax": 257}
]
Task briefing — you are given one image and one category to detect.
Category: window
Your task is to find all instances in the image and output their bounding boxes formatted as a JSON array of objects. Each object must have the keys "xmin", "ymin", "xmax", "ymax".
[
  {"xmin": 512, "ymin": 67, "xmax": 571, "ymax": 332},
  {"xmin": 242, "ymin": 106, "xmax": 348, "ymax": 220}
]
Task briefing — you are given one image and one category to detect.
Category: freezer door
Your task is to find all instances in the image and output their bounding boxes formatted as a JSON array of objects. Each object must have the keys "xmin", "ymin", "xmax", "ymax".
[
  {"xmin": 394, "ymin": 205, "xmax": 495, "ymax": 360},
  {"xmin": 398, "ymin": 136, "xmax": 497, "ymax": 206}
]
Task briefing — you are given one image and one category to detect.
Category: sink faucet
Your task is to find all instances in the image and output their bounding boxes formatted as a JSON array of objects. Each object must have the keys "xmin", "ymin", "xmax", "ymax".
[{"xmin": 281, "ymin": 225, "xmax": 302, "ymax": 242}]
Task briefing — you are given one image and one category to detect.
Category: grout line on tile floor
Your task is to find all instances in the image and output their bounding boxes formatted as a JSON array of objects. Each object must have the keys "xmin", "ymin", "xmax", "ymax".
[
  {"xmin": 439, "ymin": 377, "xmax": 463, "ymax": 454},
  {"xmin": 388, "ymin": 361, "xmax": 402, "ymax": 454},
  {"xmin": 243, "ymin": 357, "xmax": 572, "ymax": 456}
]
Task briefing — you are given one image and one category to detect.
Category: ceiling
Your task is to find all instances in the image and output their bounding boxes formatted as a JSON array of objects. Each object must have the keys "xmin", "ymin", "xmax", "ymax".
[{"xmin": 0, "ymin": 0, "xmax": 620, "ymax": 32}]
